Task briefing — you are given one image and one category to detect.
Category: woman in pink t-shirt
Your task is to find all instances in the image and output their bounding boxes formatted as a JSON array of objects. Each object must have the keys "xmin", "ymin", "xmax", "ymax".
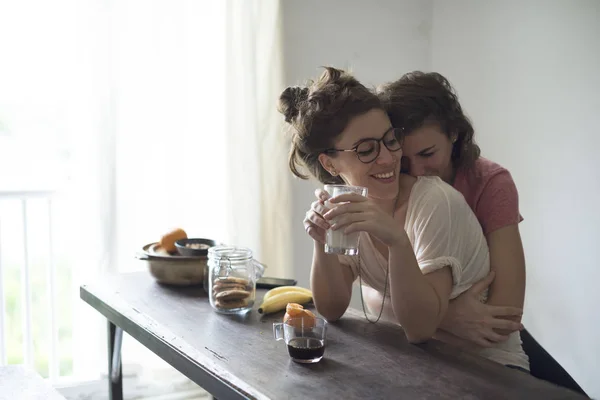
[{"xmin": 377, "ymin": 72, "xmax": 526, "ymax": 351}]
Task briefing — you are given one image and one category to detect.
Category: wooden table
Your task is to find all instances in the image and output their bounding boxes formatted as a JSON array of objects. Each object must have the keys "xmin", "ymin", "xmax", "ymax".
[
  {"xmin": 0, "ymin": 365, "xmax": 66, "ymax": 400},
  {"xmin": 80, "ymin": 272, "xmax": 585, "ymax": 400}
]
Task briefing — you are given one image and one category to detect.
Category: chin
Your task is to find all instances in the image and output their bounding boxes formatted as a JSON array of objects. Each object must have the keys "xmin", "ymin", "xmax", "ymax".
[{"xmin": 362, "ymin": 174, "xmax": 400, "ymax": 199}]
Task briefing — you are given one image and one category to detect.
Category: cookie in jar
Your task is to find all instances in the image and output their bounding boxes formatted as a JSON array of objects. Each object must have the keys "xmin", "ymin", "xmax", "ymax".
[{"xmin": 207, "ymin": 246, "xmax": 264, "ymax": 314}]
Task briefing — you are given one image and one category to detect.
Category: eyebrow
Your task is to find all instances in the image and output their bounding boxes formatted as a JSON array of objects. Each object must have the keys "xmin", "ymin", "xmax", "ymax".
[
  {"xmin": 351, "ymin": 126, "xmax": 394, "ymax": 148},
  {"xmin": 417, "ymin": 145, "xmax": 436, "ymax": 155}
]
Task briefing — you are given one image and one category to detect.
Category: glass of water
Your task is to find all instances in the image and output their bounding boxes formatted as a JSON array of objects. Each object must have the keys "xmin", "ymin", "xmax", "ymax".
[{"xmin": 323, "ymin": 184, "xmax": 368, "ymax": 256}]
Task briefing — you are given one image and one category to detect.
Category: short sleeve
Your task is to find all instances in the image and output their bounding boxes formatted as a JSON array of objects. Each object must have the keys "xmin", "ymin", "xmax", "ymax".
[
  {"xmin": 477, "ymin": 171, "xmax": 523, "ymax": 235},
  {"xmin": 408, "ymin": 187, "xmax": 466, "ymax": 288}
]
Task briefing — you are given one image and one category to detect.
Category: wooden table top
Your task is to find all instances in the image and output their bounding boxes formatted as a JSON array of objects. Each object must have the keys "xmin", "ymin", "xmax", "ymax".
[{"xmin": 80, "ymin": 272, "xmax": 584, "ymax": 400}]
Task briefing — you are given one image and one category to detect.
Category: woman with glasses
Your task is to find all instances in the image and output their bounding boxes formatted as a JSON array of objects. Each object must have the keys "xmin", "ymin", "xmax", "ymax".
[{"xmin": 279, "ymin": 67, "xmax": 528, "ymax": 370}]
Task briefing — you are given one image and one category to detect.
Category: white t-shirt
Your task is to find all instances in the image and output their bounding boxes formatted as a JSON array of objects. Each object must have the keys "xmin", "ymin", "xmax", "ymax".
[{"xmin": 340, "ymin": 176, "xmax": 529, "ymax": 370}]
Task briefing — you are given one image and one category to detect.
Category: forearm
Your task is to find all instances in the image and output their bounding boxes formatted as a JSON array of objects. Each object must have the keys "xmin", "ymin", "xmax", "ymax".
[
  {"xmin": 487, "ymin": 225, "xmax": 526, "ymax": 331},
  {"xmin": 439, "ymin": 298, "xmax": 461, "ymax": 331},
  {"xmin": 487, "ymin": 281, "xmax": 524, "ymax": 335},
  {"xmin": 433, "ymin": 329, "xmax": 481, "ymax": 351},
  {"xmin": 388, "ymin": 240, "xmax": 448, "ymax": 343},
  {"xmin": 487, "ymin": 267, "xmax": 525, "ymax": 311},
  {"xmin": 310, "ymin": 241, "xmax": 353, "ymax": 321}
]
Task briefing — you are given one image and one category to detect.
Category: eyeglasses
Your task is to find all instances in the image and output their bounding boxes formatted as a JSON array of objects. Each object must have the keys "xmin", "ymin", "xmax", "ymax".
[{"xmin": 324, "ymin": 127, "xmax": 404, "ymax": 164}]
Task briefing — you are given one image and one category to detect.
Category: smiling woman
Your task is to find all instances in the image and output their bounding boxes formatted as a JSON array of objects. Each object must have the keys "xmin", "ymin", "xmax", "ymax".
[{"xmin": 278, "ymin": 67, "xmax": 527, "ymax": 370}]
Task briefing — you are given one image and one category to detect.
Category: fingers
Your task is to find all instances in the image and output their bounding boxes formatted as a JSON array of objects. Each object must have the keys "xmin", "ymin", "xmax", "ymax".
[
  {"xmin": 329, "ymin": 213, "xmax": 368, "ymax": 231},
  {"xmin": 488, "ymin": 318, "xmax": 524, "ymax": 332},
  {"xmin": 489, "ymin": 306, "xmax": 523, "ymax": 317},
  {"xmin": 468, "ymin": 271, "xmax": 496, "ymax": 295},
  {"xmin": 315, "ymin": 188, "xmax": 330, "ymax": 202},
  {"xmin": 323, "ymin": 202, "xmax": 365, "ymax": 221},
  {"xmin": 483, "ymin": 330, "xmax": 510, "ymax": 343},
  {"xmin": 310, "ymin": 200, "xmax": 330, "ymax": 222},
  {"xmin": 304, "ymin": 224, "xmax": 325, "ymax": 244},
  {"xmin": 473, "ymin": 337, "xmax": 495, "ymax": 348},
  {"xmin": 305, "ymin": 209, "xmax": 329, "ymax": 230},
  {"xmin": 341, "ymin": 221, "xmax": 371, "ymax": 235},
  {"xmin": 304, "ymin": 196, "xmax": 330, "ymax": 244}
]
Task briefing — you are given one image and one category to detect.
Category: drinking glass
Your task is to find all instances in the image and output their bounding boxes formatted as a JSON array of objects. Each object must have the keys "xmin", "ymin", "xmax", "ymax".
[
  {"xmin": 273, "ymin": 317, "xmax": 328, "ymax": 364},
  {"xmin": 323, "ymin": 184, "xmax": 368, "ymax": 256}
]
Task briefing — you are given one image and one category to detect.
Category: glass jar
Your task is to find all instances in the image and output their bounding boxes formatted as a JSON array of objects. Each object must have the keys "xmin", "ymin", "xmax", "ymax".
[{"xmin": 207, "ymin": 246, "xmax": 265, "ymax": 314}]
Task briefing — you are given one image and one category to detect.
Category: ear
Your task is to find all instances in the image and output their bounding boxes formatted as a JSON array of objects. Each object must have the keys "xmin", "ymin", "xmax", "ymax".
[
  {"xmin": 450, "ymin": 132, "xmax": 458, "ymax": 144},
  {"xmin": 318, "ymin": 153, "xmax": 337, "ymax": 176}
]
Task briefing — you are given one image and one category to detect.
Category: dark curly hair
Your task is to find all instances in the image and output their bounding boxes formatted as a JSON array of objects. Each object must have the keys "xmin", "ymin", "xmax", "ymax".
[
  {"xmin": 376, "ymin": 71, "xmax": 480, "ymax": 171},
  {"xmin": 278, "ymin": 67, "xmax": 382, "ymax": 184}
]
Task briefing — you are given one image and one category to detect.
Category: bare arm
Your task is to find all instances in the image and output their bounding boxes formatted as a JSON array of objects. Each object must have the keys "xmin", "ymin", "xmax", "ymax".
[
  {"xmin": 436, "ymin": 225, "xmax": 526, "ymax": 346},
  {"xmin": 437, "ymin": 169, "xmax": 526, "ymax": 346},
  {"xmin": 388, "ymin": 240, "xmax": 453, "ymax": 343},
  {"xmin": 436, "ymin": 227, "xmax": 525, "ymax": 346},
  {"xmin": 438, "ymin": 224, "xmax": 525, "ymax": 347},
  {"xmin": 486, "ymin": 224, "xmax": 526, "ymax": 331},
  {"xmin": 310, "ymin": 241, "xmax": 354, "ymax": 321},
  {"xmin": 304, "ymin": 189, "xmax": 355, "ymax": 322}
]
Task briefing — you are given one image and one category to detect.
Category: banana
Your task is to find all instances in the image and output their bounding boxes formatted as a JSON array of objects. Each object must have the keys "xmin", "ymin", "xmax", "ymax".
[
  {"xmin": 262, "ymin": 286, "xmax": 312, "ymax": 302},
  {"xmin": 258, "ymin": 291, "xmax": 313, "ymax": 314}
]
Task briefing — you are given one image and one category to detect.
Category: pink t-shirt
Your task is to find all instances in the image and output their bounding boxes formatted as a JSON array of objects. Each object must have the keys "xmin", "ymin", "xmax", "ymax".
[{"xmin": 453, "ymin": 157, "xmax": 523, "ymax": 236}]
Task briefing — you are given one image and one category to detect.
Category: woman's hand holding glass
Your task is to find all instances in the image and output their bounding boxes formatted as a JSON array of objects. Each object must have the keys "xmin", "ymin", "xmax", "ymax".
[
  {"xmin": 303, "ymin": 189, "xmax": 332, "ymax": 244},
  {"xmin": 323, "ymin": 193, "xmax": 405, "ymax": 248}
]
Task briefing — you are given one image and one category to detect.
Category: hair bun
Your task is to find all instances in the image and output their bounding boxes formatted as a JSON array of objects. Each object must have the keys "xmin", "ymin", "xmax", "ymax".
[{"xmin": 278, "ymin": 86, "xmax": 309, "ymax": 123}]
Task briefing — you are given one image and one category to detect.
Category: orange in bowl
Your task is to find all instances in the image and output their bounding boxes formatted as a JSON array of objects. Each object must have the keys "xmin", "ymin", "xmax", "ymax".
[{"xmin": 284, "ymin": 303, "xmax": 316, "ymax": 330}]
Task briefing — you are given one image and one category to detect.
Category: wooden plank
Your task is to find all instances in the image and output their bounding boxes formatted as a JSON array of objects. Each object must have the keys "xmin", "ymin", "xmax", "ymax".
[
  {"xmin": 80, "ymin": 272, "xmax": 586, "ymax": 400},
  {"xmin": 0, "ymin": 365, "xmax": 65, "ymax": 400}
]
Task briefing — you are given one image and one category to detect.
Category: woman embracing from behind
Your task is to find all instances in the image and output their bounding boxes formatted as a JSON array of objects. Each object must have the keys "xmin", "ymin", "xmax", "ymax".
[
  {"xmin": 377, "ymin": 72, "xmax": 528, "ymax": 370},
  {"xmin": 278, "ymin": 67, "xmax": 528, "ymax": 371}
]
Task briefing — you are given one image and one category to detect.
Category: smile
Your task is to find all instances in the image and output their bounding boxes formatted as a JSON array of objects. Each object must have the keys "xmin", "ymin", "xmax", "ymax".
[{"xmin": 373, "ymin": 171, "xmax": 394, "ymax": 179}]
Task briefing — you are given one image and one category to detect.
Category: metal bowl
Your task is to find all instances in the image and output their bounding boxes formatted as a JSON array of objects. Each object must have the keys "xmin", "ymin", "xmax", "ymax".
[
  {"xmin": 136, "ymin": 242, "xmax": 208, "ymax": 286},
  {"xmin": 174, "ymin": 238, "xmax": 217, "ymax": 257}
]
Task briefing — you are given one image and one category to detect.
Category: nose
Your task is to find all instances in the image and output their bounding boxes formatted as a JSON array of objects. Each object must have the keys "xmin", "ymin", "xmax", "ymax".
[{"xmin": 375, "ymin": 144, "xmax": 400, "ymax": 164}]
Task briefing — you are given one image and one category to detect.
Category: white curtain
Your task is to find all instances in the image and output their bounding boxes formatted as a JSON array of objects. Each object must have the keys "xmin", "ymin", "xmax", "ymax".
[
  {"xmin": 224, "ymin": 0, "xmax": 291, "ymax": 276},
  {"xmin": 0, "ymin": 0, "xmax": 290, "ymax": 384}
]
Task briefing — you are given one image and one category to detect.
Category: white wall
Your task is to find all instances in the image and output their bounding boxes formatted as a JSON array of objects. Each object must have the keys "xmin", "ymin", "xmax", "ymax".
[
  {"xmin": 281, "ymin": 0, "xmax": 600, "ymax": 396},
  {"xmin": 431, "ymin": 1, "xmax": 600, "ymax": 396},
  {"xmin": 280, "ymin": 0, "xmax": 433, "ymax": 307}
]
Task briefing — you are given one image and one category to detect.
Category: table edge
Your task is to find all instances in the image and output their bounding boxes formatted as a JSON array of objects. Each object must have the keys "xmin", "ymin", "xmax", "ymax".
[{"xmin": 79, "ymin": 284, "xmax": 267, "ymax": 400}]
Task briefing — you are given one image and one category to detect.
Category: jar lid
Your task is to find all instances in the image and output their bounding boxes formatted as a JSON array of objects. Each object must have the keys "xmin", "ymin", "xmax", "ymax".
[{"xmin": 208, "ymin": 245, "xmax": 252, "ymax": 261}]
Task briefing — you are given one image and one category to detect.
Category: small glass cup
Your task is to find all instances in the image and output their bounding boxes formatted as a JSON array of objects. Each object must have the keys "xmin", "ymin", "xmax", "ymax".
[
  {"xmin": 323, "ymin": 184, "xmax": 368, "ymax": 256},
  {"xmin": 273, "ymin": 317, "xmax": 328, "ymax": 364}
]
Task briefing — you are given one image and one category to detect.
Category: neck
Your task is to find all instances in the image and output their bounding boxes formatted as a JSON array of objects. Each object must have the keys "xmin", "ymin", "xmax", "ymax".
[
  {"xmin": 371, "ymin": 197, "xmax": 398, "ymax": 215},
  {"xmin": 371, "ymin": 175, "xmax": 412, "ymax": 215}
]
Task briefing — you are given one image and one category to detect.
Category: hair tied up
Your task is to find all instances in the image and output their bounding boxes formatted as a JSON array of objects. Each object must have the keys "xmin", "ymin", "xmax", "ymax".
[{"xmin": 278, "ymin": 86, "xmax": 309, "ymax": 123}]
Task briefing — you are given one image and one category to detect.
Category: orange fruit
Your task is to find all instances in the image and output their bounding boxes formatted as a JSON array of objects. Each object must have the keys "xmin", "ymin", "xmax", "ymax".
[
  {"xmin": 159, "ymin": 228, "xmax": 187, "ymax": 253},
  {"xmin": 284, "ymin": 303, "xmax": 316, "ymax": 330},
  {"xmin": 285, "ymin": 303, "xmax": 305, "ymax": 317}
]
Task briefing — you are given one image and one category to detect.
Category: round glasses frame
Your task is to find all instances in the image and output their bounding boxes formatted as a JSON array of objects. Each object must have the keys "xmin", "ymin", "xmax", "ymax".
[{"xmin": 324, "ymin": 127, "xmax": 404, "ymax": 164}]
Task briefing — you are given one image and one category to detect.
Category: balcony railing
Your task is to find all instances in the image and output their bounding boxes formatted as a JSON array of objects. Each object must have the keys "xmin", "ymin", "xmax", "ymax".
[{"xmin": 0, "ymin": 189, "xmax": 60, "ymax": 381}]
